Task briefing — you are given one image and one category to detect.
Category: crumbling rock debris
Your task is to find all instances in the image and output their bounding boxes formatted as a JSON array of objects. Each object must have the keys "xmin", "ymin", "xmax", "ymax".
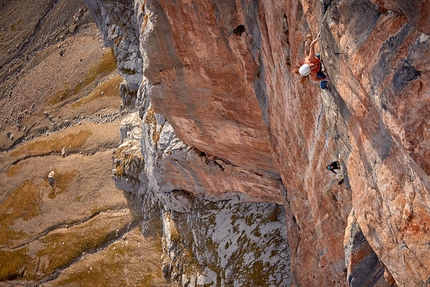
[{"xmin": 69, "ymin": 24, "xmax": 78, "ymax": 34}]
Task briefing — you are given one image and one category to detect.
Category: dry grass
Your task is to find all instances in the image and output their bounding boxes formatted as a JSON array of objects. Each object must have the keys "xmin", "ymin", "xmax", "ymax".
[
  {"xmin": 56, "ymin": 228, "xmax": 164, "ymax": 287},
  {"xmin": 0, "ymin": 179, "xmax": 45, "ymax": 247},
  {"xmin": 9, "ymin": 18, "xmax": 24, "ymax": 32},
  {"xmin": 35, "ymin": 225, "xmax": 112, "ymax": 276},
  {"xmin": 48, "ymin": 169, "xmax": 79, "ymax": 199},
  {"xmin": 34, "ymin": 212, "xmax": 134, "ymax": 280},
  {"xmin": 144, "ymin": 106, "xmax": 156, "ymax": 125},
  {"xmin": 72, "ymin": 75, "xmax": 123, "ymax": 108},
  {"xmin": 0, "ymin": 214, "xmax": 130, "ymax": 282},
  {"xmin": 0, "ymin": 247, "xmax": 30, "ymax": 281},
  {"xmin": 10, "ymin": 129, "xmax": 92, "ymax": 158},
  {"xmin": 5, "ymin": 161, "xmax": 25, "ymax": 177},
  {"xmin": 115, "ymin": 149, "xmax": 128, "ymax": 176},
  {"xmin": 114, "ymin": 145, "xmax": 144, "ymax": 177},
  {"xmin": 142, "ymin": 13, "xmax": 149, "ymax": 33},
  {"xmin": 56, "ymin": 244, "xmax": 129, "ymax": 286},
  {"xmin": 144, "ymin": 106, "xmax": 163, "ymax": 146},
  {"xmin": 57, "ymin": 239, "xmax": 128, "ymax": 285},
  {"xmin": 49, "ymin": 48, "xmax": 117, "ymax": 105}
]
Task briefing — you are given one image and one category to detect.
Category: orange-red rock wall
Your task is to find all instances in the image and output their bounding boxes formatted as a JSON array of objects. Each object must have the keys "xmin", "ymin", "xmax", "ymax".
[
  {"xmin": 143, "ymin": 0, "xmax": 277, "ymax": 176},
  {"xmin": 141, "ymin": 0, "xmax": 430, "ymax": 285},
  {"xmin": 89, "ymin": 0, "xmax": 430, "ymax": 285},
  {"xmin": 140, "ymin": 0, "xmax": 430, "ymax": 285}
]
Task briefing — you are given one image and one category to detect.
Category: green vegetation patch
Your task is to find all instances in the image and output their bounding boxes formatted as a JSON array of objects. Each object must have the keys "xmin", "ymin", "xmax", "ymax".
[
  {"xmin": 0, "ymin": 179, "xmax": 45, "ymax": 247},
  {"xmin": 49, "ymin": 48, "xmax": 117, "ymax": 105},
  {"xmin": 10, "ymin": 129, "xmax": 92, "ymax": 158},
  {"xmin": 72, "ymin": 75, "xmax": 123, "ymax": 108}
]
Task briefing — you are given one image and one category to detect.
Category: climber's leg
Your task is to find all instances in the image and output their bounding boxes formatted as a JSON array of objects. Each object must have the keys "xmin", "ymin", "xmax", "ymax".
[
  {"xmin": 320, "ymin": 80, "xmax": 330, "ymax": 91},
  {"xmin": 317, "ymin": 71, "xmax": 327, "ymax": 79}
]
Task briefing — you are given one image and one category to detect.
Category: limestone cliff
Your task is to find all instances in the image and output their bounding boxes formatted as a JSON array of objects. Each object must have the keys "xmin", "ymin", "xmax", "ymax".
[{"xmin": 86, "ymin": 0, "xmax": 430, "ymax": 286}]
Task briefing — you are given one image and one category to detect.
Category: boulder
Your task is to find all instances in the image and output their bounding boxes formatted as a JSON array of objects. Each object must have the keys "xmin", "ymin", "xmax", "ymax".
[{"xmin": 48, "ymin": 170, "xmax": 55, "ymax": 186}]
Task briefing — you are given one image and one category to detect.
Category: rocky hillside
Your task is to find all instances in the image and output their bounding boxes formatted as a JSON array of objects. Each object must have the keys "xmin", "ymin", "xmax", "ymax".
[
  {"xmin": 86, "ymin": 0, "xmax": 429, "ymax": 286},
  {"xmin": 0, "ymin": 1, "xmax": 172, "ymax": 286}
]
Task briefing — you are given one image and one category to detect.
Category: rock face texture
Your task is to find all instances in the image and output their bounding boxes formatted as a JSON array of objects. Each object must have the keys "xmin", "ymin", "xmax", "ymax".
[
  {"xmin": 321, "ymin": 2, "xmax": 430, "ymax": 286},
  {"xmin": 86, "ymin": 0, "xmax": 430, "ymax": 286}
]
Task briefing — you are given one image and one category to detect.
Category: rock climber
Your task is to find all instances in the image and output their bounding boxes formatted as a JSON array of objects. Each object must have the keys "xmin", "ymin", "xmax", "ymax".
[
  {"xmin": 326, "ymin": 161, "xmax": 340, "ymax": 174},
  {"xmin": 327, "ymin": 160, "xmax": 345, "ymax": 185},
  {"xmin": 297, "ymin": 33, "xmax": 330, "ymax": 91}
]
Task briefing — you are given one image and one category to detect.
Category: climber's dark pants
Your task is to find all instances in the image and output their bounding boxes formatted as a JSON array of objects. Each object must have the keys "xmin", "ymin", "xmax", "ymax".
[
  {"xmin": 317, "ymin": 72, "xmax": 328, "ymax": 89},
  {"xmin": 320, "ymin": 81, "xmax": 328, "ymax": 90}
]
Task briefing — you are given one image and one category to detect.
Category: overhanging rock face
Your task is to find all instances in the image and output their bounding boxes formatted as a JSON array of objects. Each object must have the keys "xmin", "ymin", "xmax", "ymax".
[{"xmin": 87, "ymin": 0, "xmax": 430, "ymax": 286}]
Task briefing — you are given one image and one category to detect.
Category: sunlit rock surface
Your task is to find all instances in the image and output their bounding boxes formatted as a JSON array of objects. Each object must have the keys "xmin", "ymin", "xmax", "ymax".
[{"xmin": 88, "ymin": 0, "xmax": 430, "ymax": 285}]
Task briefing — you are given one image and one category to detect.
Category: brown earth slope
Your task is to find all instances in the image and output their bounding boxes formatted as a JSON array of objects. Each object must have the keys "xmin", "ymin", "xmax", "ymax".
[{"xmin": 0, "ymin": 1, "xmax": 173, "ymax": 286}]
